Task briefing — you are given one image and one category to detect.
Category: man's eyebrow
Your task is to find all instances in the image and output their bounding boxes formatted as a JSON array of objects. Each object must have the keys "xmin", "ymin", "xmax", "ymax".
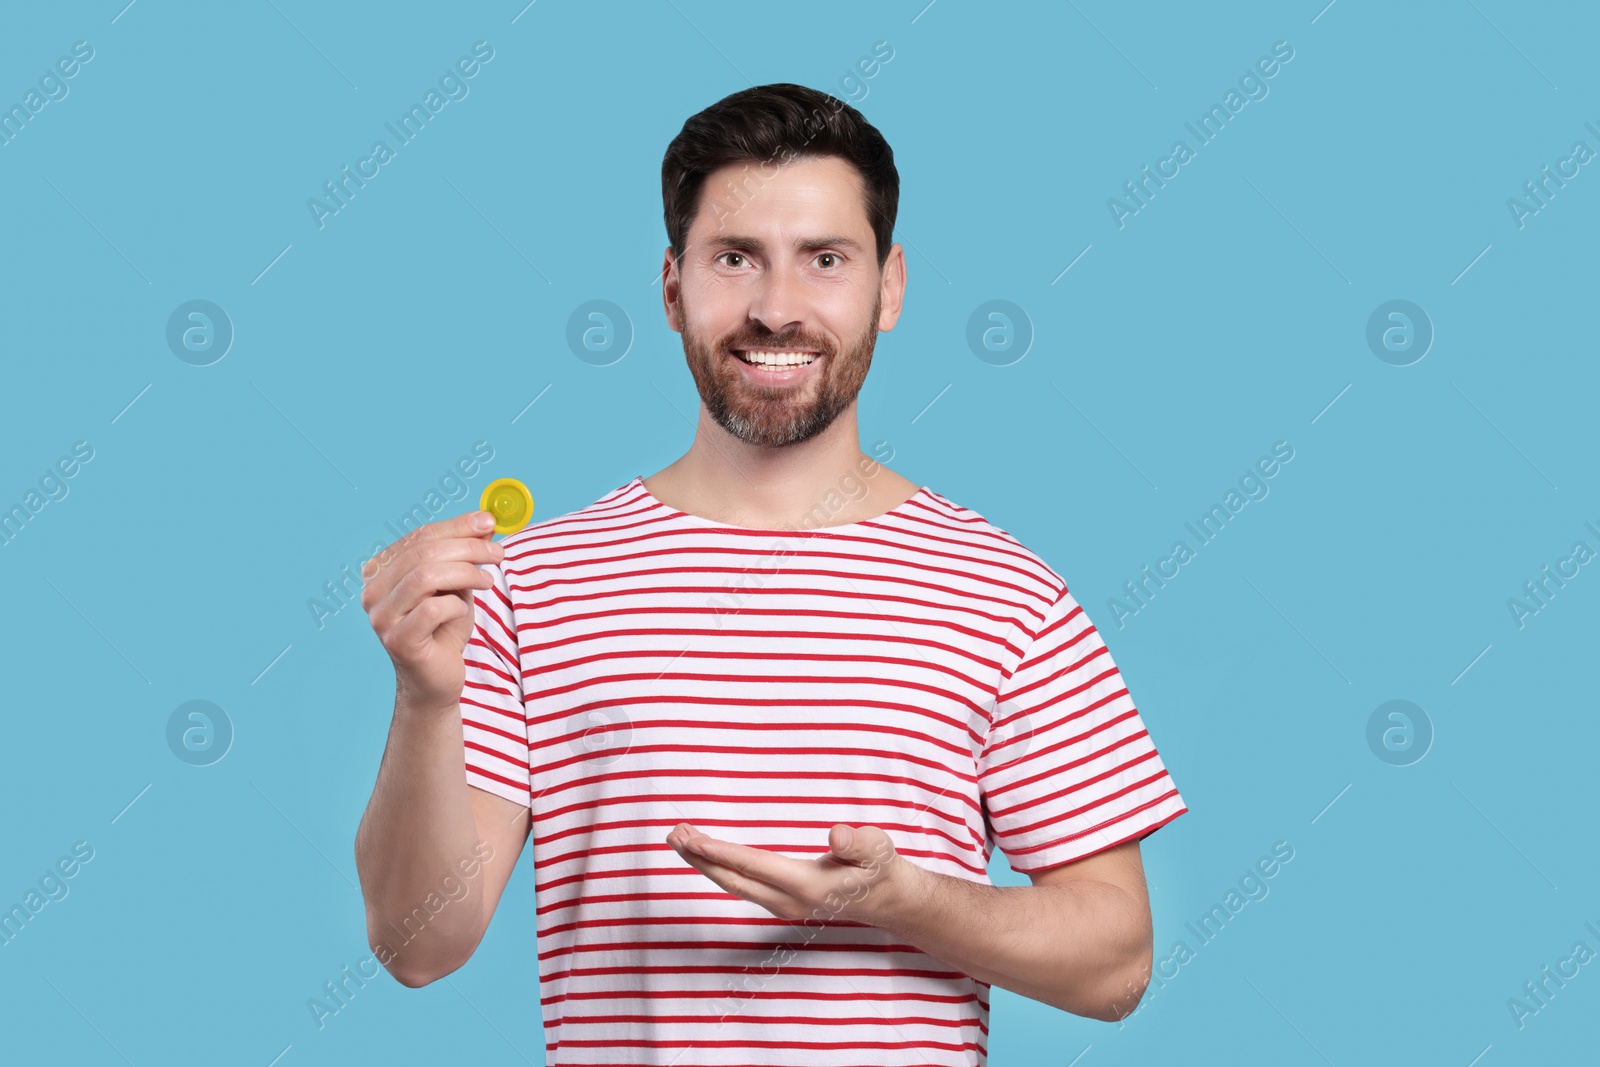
[{"xmin": 708, "ymin": 234, "xmax": 866, "ymax": 254}]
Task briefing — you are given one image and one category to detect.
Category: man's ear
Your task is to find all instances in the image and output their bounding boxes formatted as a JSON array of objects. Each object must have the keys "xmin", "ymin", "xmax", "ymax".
[
  {"xmin": 661, "ymin": 245, "xmax": 684, "ymax": 333},
  {"xmin": 877, "ymin": 243, "xmax": 907, "ymax": 332}
]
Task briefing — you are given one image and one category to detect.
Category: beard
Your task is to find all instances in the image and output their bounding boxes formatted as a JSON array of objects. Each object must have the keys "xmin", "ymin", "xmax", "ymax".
[{"xmin": 681, "ymin": 289, "xmax": 881, "ymax": 448}]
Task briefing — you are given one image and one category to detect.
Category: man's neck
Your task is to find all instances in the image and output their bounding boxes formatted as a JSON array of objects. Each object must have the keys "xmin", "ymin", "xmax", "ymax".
[{"xmin": 643, "ymin": 410, "xmax": 918, "ymax": 531}]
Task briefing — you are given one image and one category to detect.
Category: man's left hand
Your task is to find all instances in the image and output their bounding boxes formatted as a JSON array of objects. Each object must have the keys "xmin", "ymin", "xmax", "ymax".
[{"xmin": 665, "ymin": 822, "xmax": 922, "ymax": 928}]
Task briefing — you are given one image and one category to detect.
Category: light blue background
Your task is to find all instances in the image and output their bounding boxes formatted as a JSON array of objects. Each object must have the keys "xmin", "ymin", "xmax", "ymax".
[{"xmin": 2, "ymin": 1, "xmax": 1595, "ymax": 1064}]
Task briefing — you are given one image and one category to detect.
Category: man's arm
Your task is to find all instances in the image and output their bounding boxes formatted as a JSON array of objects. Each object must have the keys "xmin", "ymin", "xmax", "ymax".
[
  {"xmin": 352, "ymin": 512, "xmax": 531, "ymax": 987},
  {"xmin": 871, "ymin": 839, "xmax": 1154, "ymax": 1021},
  {"xmin": 353, "ymin": 701, "xmax": 531, "ymax": 986},
  {"xmin": 668, "ymin": 821, "xmax": 1155, "ymax": 1021}
]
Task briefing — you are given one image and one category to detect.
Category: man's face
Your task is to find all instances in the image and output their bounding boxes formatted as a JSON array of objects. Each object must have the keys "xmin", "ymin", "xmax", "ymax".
[{"xmin": 665, "ymin": 154, "xmax": 902, "ymax": 448}]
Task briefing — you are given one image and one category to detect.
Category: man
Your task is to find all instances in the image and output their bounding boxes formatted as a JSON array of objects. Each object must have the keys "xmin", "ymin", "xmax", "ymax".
[{"xmin": 355, "ymin": 82, "xmax": 1186, "ymax": 1064}]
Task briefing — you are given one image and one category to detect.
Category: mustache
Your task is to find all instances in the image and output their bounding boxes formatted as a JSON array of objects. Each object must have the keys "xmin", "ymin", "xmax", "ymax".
[{"xmin": 722, "ymin": 332, "xmax": 830, "ymax": 354}]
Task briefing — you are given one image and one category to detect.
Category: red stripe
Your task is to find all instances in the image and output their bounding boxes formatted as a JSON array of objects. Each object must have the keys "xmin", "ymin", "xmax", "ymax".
[
  {"xmin": 525, "ymin": 739, "xmax": 978, "ymax": 787},
  {"xmin": 463, "ymin": 763, "xmax": 529, "ymax": 797},
  {"xmin": 528, "ymin": 841, "xmax": 988, "ymax": 880},
  {"xmin": 552, "ymin": 1037, "xmax": 985, "ymax": 1052},
  {"xmin": 984, "ymin": 709, "xmax": 1144, "ymax": 796},
  {"xmin": 464, "ymin": 740, "xmax": 528, "ymax": 775},
  {"xmin": 1005, "ymin": 793, "xmax": 1187, "ymax": 860},
  {"xmin": 536, "ymin": 788, "xmax": 970, "ymax": 833},
  {"xmin": 533, "ymin": 645, "xmax": 995, "ymax": 697},
  {"xmin": 1001, "ymin": 639, "xmax": 1108, "ymax": 708},
  {"xmin": 551, "ymin": 985, "xmax": 979, "ymax": 1004},
  {"xmin": 516, "ymin": 597, "xmax": 1029, "ymax": 653},
  {"xmin": 531, "ymin": 813, "xmax": 972, "ymax": 854},
  {"xmin": 530, "ymin": 765, "xmax": 984, "ymax": 821},
  {"xmin": 539, "ymin": 961, "xmax": 976, "ymax": 985},
  {"xmin": 523, "ymin": 681, "xmax": 989, "ymax": 743},
  {"xmin": 522, "ymin": 711, "xmax": 980, "ymax": 761},
  {"xmin": 460, "ymin": 680, "xmax": 517, "ymax": 715},
  {"xmin": 472, "ymin": 583, "xmax": 517, "ymax": 648},
  {"xmin": 557, "ymin": 1010, "xmax": 980, "ymax": 1029},
  {"xmin": 987, "ymin": 745, "xmax": 1160, "ymax": 820},
  {"xmin": 1007, "ymin": 768, "xmax": 1177, "ymax": 837},
  {"xmin": 538, "ymin": 937, "xmax": 948, "ymax": 964}
]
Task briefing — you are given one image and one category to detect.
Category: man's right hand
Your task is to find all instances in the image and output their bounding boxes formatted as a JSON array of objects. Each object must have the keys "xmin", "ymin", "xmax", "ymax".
[{"xmin": 359, "ymin": 510, "xmax": 506, "ymax": 714}]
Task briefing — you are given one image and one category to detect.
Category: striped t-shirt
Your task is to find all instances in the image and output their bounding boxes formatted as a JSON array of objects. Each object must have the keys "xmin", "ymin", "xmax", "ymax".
[{"xmin": 461, "ymin": 474, "xmax": 1187, "ymax": 1065}]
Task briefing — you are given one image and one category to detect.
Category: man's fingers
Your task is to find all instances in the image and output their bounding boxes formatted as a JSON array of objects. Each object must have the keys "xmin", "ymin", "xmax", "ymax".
[
  {"xmin": 359, "ymin": 518, "xmax": 502, "ymax": 606},
  {"xmin": 828, "ymin": 823, "xmax": 896, "ymax": 869},
  {"xmin": 678, "ymin": 835, "xmax": 793, "ymax": 887},
  {"xmin": 366, "ymin": 560, "xmax": 495, "ymax": 637},
  {"xmin": 361, "ymin": 511, "xmax": 495, "ymax": 576},
  {"xmin": 675, "ymin": 845, "xmax": 807, "ymax": 919},
  {"xmin": 384, "ymin": 590, "xmax": 472, "ymax": 654}
]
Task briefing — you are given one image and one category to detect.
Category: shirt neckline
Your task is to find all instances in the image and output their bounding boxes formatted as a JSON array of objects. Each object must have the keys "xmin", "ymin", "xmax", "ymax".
[{"xmin": 628, "ymin": 475, "xmax": 931, "ymax": 535}]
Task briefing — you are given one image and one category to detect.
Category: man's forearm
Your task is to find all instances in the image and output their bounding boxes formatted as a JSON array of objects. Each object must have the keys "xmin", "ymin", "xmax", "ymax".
[
  {"xmin": 353, "ymin": 698, "xmax": 488, "ymax": 985},
  {"xmin": 871, "ymin": 862, "xmax": 1152, "ymax": 1020}
]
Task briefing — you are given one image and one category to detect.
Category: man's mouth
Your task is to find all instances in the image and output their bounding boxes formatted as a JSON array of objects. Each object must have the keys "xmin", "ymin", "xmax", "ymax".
[{"xmin": 731, "ymin": 348, "xmax": 822, "ymax": 368}]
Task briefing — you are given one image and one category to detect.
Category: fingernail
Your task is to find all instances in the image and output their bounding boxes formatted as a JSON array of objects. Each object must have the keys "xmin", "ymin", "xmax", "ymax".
[{"xmin": 474, "ymin": 512, "xmax": 494, "ymax": 530}]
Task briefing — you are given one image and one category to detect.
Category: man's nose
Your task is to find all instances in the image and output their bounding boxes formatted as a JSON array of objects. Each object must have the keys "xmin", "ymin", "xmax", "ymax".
[{"xmin": 746, "ymin": 263, "xmax": 805, "ymax": 335}]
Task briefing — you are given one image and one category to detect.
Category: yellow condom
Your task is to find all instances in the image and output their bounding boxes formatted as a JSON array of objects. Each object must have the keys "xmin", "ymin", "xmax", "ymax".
[{"xmin": 479, "ymin": 477, "xmax": 534, "ymax": 535}]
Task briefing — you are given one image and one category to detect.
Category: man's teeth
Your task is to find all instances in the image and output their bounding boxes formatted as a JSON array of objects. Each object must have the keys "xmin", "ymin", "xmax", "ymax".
[{"xmin": 738, "ymin": 350, "xmax": 818, "ymax": 367}]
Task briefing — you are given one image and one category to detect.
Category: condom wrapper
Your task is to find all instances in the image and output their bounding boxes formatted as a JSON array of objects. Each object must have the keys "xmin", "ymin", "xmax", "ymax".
[{"xmin": 479, "ymin": 477, "xmax": 534, "ymax": 535}]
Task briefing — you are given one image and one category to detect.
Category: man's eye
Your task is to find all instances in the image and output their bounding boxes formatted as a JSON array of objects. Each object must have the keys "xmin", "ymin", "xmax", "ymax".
[
  {"xmin": 816, "ymin": 253, "xmax": 839, "ymax": 269},
  {"xmin": 717, "ymin": 252, "xmax": 747, "ymax": 268}
]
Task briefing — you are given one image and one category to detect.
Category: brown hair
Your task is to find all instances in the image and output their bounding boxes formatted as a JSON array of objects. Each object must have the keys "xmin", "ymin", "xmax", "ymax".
[{"xmin": 661, "ymin": 82, "xmax": 899, "ymax": 271}]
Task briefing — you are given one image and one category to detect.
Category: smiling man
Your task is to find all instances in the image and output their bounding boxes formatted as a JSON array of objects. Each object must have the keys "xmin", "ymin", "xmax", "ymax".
[{"xmin": 355, "ymin": 82, "xmax": 1186, "ymax": 1065}]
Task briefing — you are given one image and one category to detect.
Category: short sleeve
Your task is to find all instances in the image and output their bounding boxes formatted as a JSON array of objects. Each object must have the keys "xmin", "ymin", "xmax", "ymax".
[
  {"xmin": 978, "ymin": 587, "xmax": 1186, "ymax": 873},
  {"xmin": 460, "ymin": 558, "xmax": 530, "ymax": 807}
]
